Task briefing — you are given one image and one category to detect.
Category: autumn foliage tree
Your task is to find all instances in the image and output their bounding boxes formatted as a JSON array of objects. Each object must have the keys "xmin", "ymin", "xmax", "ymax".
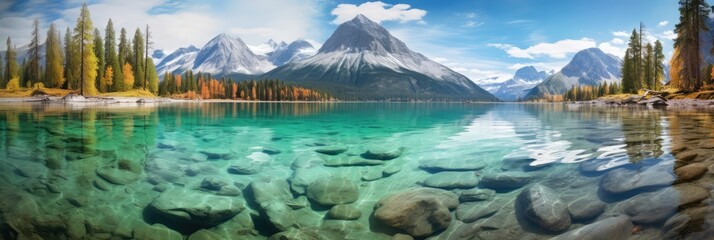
[{"xmin": 122, "ymin": 63, "xmax": 134, "ymax": 89}]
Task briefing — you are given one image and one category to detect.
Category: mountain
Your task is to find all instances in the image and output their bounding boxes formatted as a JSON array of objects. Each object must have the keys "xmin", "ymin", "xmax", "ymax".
[
  {"xmin": 151, "ymin": 49, "xmax": 166, "ymax": 63},
  {"xmin": 524, "ymin": 48, "xmax": 621, "ymax": 100},
  {"xmin": 191, "ymin": 33, "xmax": 274, "ymax": 75},
  {"xmin": 250, "ymin": 39, "xmax": 287, "ymax": 56},
  {"xmin": 492, "ymin": 66, "xmax": 551, "ymax": 101},
  {"xmin": 260, "ymin": 14, "xmax": 497, "ymax": 101},
  {"xmin": 155, "ymin": 45, "xmax": 200, "ymax": 74},
  {"xmin": 267, "ymin": 39, "xmax": 318, "ymax": 66}
]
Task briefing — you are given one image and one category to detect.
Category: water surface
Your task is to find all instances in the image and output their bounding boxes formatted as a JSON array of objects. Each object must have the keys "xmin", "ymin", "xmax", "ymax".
[{"xmin": 0, "ymin": 102, "xmax": 711, "ymax": 239}]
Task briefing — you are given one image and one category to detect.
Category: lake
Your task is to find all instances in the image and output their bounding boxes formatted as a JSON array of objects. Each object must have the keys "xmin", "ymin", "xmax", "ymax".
[{"xmin": 0, "ymin": 102, "xmax": 711, "ymax": 239}]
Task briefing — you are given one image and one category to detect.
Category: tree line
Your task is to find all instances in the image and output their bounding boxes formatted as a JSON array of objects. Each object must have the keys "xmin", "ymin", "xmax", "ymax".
[
  {"xmin": 670, "ymin": 0, "xmax": 712, "ymax": 92},
  {"xmin": 563, "ymin": 82, "xmax": 624, "ymax": 101},
  {"xmin": 621, "ymin": 22, "xmax": 666, "ymax": 93},
  {"xmin": 1, "ymin": 3, "xmax": 158, "ymax": 95},
  {"xmin": 159, "ymin": 71, "xmax": 331, "ymax": 101}
]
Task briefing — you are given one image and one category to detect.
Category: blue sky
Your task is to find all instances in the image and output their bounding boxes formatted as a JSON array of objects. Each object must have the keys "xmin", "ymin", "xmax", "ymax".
[{"xmin": 0, "ymin": 0, "xmax": 681, "ymax": 83}]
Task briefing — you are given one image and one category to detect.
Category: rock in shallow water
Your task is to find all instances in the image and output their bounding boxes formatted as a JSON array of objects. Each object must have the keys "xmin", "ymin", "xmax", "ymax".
[
  {"xmin": 480, "ymin": 172, "xmax": 535, "ymax": 189},
  {"xmin": 228, "ymin": 161, "xmax": 263, "ymax": 175},
  {"xmin": 600, "ymin": 165, "xmax": 675, "ymax": 194},
  {"xmin": 614, "ymin": 184, "xmax": 708, "ymax": 224},
  {"xmin": 423, "ymin": 172, "xmax": 479, "ymax": 189},
  {"xmin": 250, "ymin": 177, "xmax": 294, "ymax": 206},
  {"xmin": 374, "ymin": 187, "xmax": 458, "ymax": 237},
  {"xmin": 323, "ymin": 157, "xmax": 384, "ymax": 167},
  {"xmin": 551, "ymin": 215, "xmax": 632, "ymax": 240},
  {"xmin": 307, "ymin": 177, "xmax": 359, "ymax": 206},
  {"xmin": 134, "ymin": 223, "xmax": 183, "ymax": 240},
  {"xmin": 95, "ymin": 166, "xmax": 140, "ymax": 185},
  {"xmin": 566, "ymin": 197, "xmax": 605, "ymax": 221},
  {"xmin": 315, "ymin": 146, "xmax": 348, "ymax": 155},
  {"xmin": 674, "ymin": 163, "xmax": 707, "ymax": 183},
  {"xmin": 459, "ymin": 189, "xmax": 495, "ymax": 202},
  {"xmin": 517, "ymin": 184, "xmax": 571, "ymax": 232},
  {"xmin": 327, "ymin": 204, "xmax": 362, "ymax": 220},
  {"xmin": 419, "ymin": 159, "xmax": 486, "ymax": 172},
  {"xmin": 149, "ymin": 188, "xmax": 245, "ymax": 227},
  {"xmin": 362, "ymin": 147, "xmax": 405, "ymax": 160}
]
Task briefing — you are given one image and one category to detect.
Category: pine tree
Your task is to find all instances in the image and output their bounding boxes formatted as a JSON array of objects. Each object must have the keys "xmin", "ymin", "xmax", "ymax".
[
  {"xmin": 628, "ymin": 29, "xmax": 642, "ymax": 89},
  {"xmin": 27, "ymin": 18, "xmax": 41, "ymax": 86},
  {"xmin": 146, "ymin": 58, "xmax": 158, "ymax": 94},
  {"xmin": 93, "ymin": 28, "xmax": 104, "ymax": 92},
  {"xmin": 672, "ymin": 0, "xmax": 710, "ymax": 92},
  {"xmin": 105, "ymin": 19, "xmax": 122, "ymax": 92},
  {"xmin": 73, "ymin": 3, "xmax": 98, "ymax": 95},
  {"xmin": 132, "ymin": 28, "xmax": 144, "ymax": 89},
  {"xmin": 122, "ymin": 63, "xmax": 134, "ymax": 87},
  {"xmin": 654, "ymin": 40, "xmax": 665, "ymax": 90},
  {"xmin": 64, "ymin": 27, "xmax": 79, "ymax": 89},
  {"xmin": 144, "ymin": 25, "xmax": 152, "ymax": 91},
  {"xmin": 3, "ymin": 37, "xmax": 18, "ymax": 89},
  {"xmin": 644, "ymin": 43, "xmax": 654, "ymax": 89},
  {"xmin": 45, "ymin": 23, "xmax": 64, "ymax": 88},
  {"xmin": 622, "ymin": 48, "xmax": 635, "ymax": 93},
  {"xmin": 118, "ymin": 28, "xmax": 130, "ymax": 91}
]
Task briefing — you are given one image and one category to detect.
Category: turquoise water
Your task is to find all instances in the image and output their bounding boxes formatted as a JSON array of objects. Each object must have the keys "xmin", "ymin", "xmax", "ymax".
[{"xmin": 0, "ymin": 102, "xmax": 711, "ymax": 239}]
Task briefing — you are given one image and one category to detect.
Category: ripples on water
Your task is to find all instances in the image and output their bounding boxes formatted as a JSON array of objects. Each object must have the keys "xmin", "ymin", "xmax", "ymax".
[{"xmin": 0, "ymin": 102, "xmax": 711, "ymax": 239}]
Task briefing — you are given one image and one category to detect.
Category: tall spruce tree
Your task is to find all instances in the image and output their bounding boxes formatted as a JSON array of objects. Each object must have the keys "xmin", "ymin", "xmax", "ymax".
[
  {"xmin": 93, "ymin": 28, "xmax": 104, "ymax": 92},
  {"xmin": 64, "ymin": 27, "xmax": 79, "ymax": 89},
  {"xmin": 73, "ymin": 2, "xmax": 98, "ymax": 95},
  {"xmin": 45, "ymin": 23, "xmax": 64, "ymax": 88},
  {"xmin": 105, "ymin": 19, "xmax": 122, "ymax": 92},
  {"xmin": 3, "ymin": 37, "xmax": 18, "ymax": 88},
  {"xmin": 654, "ymin": 40, "xmax": 665, "ymax": 90},
  {"xmin": 671, "ymin": 0, "xmax": 710, "ymax": 92},
  {"xmin": 644, "ymin": 43, "xmax": 654, "ymax": 89},
  {"xmin": 117, "ymin": 28, "xmax": 130, "ymax": 91},
  {"xmin": 27, "ymin": 18, "xmax": 41, "ymax": 86},
  {"xmin": 132, "ymin": 28, "xmax": 144, "ymax": 89}
]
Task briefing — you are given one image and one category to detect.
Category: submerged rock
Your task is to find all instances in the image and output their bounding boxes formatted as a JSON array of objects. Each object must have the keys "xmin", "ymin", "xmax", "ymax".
[
  {"xmin": 269, "ymin": 226, "xmax": 347, "ymax": 240},
  {"xmin": 134, "ymin": 223, "xmax": 183, "ymax": 240},
  {"xmin": 674, "ymin": 163, "xmax": 707, "ymax": 183},
  {"xmin": 362, "ymin": 147, "xmax": 405, "ymax": 160},
  {"xmin": 480, "ymin": 172, "xmax": 535, "ymax": 189},
  {"xmin": 315, "ymin": 146, "xmax": 348, "ymax": 155},
  {"xmin": 200, "ymin": 177, "xmax": 228, "ymax": 191},
  {"xmin": 458, "ymin": 189, "xmax": 495, "ymax": 202},
  {"xmin": 307, "ymin": 177, "xmax": 359, "ymax": 206},
  {"xmin": 517, "ymin": 184, "xmax": 571, "ymax": 232},
  {"xmin": 374, "ymin": 187, "xmax": 458, "ymax": 237},
  {"xmin": 96, "ymin": 166, "xmax": 140, "ymax": 185},
  {"xmin": 200, "ymin": 148, "xmax": 234, "ymax": 160},
  {"xmin": 228, "ymin": 161, "xmax": 263, "ymax": 175},
  {"xmin": 419, "ymin": 159, "xmax": 487, "ymax": 172},
  {"xmin": 264, "ymin": 201, "xmax": 299, "ymax": 231},
  {"xmin": 327, "ymin": 204, "xmax": 362, "ymax": 220},
  {"xmin": 455, "ymin": 200, "xmax": 502, "ymax": 223},
  {"xmin": 566, "ymin": 197, "xmax": 606, "ymax": 221},
  {"xmin": 382, "ymin": 164, "xmax": 403, "ymax": 176},
  {"xmin": 423, "ymin": 172, "xmax": 479, "ymax": 189},
  {"xmin": 615, "ymin": 184, "xmax": 708, "ymax": 224},
  {"xmin": 149, "ymin": 188, "xmax": 245, "ymax": 227},
  {"xmin": 323, "ymin": 157, "xmax": 384, "ymax": 167},
  {"xmin": 551, "ymin": 215, "xmax": 632, "ymax": 240},
  {"xmin": 250, "ymin": 177, "xmax": 294, "ymax": 206},
  {"xmin": 600, "ymin": 166, "xmax": 675, "ymax": 194}
]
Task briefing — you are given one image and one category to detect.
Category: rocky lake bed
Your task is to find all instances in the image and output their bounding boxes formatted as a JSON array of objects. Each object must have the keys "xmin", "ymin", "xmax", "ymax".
[{"xmin": 0, "ymin": 102, "xmax": 712, "ymax": 240}]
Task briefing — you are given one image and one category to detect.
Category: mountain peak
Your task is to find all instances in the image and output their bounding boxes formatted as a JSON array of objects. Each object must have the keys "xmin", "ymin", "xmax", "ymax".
[{"xmin": 319, "ymin": 13, "xmax": 411, "ymax": 54}]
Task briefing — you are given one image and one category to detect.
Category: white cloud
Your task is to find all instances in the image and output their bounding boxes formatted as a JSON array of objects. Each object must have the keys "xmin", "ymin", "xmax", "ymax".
[
  {"xmin": 610, "ymin": 38, "xmax": 625, "ymax": 45},
  {"xmin": 613, "ymin": 31, "xmax": 629, "ymax": 38},
  {"xmin": 464, "ymin": 21, "xmax": 483, "ymax": 27},
  {"xmin": 658, "ymin": 21, "xmax": 669, "ymax": 27},
  {"xmin": 2, "ymin": 0, "xmax": 324, "ymax": 53},
  {"xmin": 598, "ymin": 37, "xmax": 626, "ymax": 57},
  {"xmin": 488, "ymin": 38, "xmax": 596, "ymax": 59},
  {"xmin": 464, "ymin": 12, "xmax": 476, "ymax": 19},
  {"xmin": 661, "ymin": 30, "xmax": 677, "ymax": 40},
  {"xmin": 331, "ymin": 1, "xmax": 427, "ymax": 24}
]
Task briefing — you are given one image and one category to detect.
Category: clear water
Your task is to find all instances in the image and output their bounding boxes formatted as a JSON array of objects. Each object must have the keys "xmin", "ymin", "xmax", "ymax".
[{"xmin": 0, "ymin": 102, "xmax": 711, "ymax": 239}]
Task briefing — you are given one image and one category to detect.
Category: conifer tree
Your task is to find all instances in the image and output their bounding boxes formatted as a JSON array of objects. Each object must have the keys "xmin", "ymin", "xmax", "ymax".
[
  {"xmin": 27, "ymin": 18, "xmax": 41, "ymax": 86},
  {"xmin": 146, "ymin": 58, "xmax": 158, "ymax": 94},
  {"xmin": 653, "ymin": 40, "xmax": 665, "ymax": 90},
  {"xmin": 105, "ymin": 19, "xmax": 122, "ymax": 92},
  {"xmin": 64, "ymin": 27, "xmax": 79, "ymax": 89},
  {"xmin": 132, "ymin": 28, "xmax": 144, "ymax": 89},
  {"xmin": 4, "ymin": 37, "xmax": 18, "ymax": 88},
  {"xmin": 93, "ymin": 28, "xmax": 104, "ymax": 91},
  {"xmin": 644, "ymin": 43, "xmax": 654, "ymax": 89},
  {"xmin": 73, "ymin": 2, "xmax": 98, "ymax": 95},
  {"xmin": 672, "ymin": 0, "xmax": 710, "ymax": 92},
  {"xmin": 45, "ymin": 23, "xmax": 64, "ymax": 88}
]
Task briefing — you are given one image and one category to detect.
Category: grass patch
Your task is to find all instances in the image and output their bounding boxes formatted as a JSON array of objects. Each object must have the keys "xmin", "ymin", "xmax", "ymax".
[{"xmin": 0, "ymin": 88, "xmax": 76, "ymax": 98}]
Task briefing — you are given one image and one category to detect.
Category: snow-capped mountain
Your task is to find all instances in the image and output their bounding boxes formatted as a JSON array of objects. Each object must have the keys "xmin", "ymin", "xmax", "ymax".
[
  {"xmin": 250, "ymin": 39, "xmax": 287, "ymax": 56},
  {"xmin": 492, "ymin": 66, "xmax": 551, "ymax": 101},
  {"xmin": 155, "ymin": 45, "xmax": 200, "ymax": 74},
  {"xmin": 524, "ymin": 48, "xmax": 621, "ymax": 100},
  {"xmin": 151, "ymin": 49, "xmax": 166, "ymax": 63},
  {"xmin": 261, "ymin": 14, "xmax": 497, "ymax": 101},
  {"xmin": 267, "ymin": 39, "xmax": 318, "ymax": 66},
  {"xmin": 191, "ymin": 33, "xmax": 274, "ymax": 75}
]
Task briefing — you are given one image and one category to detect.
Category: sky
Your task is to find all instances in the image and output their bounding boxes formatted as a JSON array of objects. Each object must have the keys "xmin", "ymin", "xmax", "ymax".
[{"xmin": 0, "ymin": 0, "xmax": 681, "ymax": 84}]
